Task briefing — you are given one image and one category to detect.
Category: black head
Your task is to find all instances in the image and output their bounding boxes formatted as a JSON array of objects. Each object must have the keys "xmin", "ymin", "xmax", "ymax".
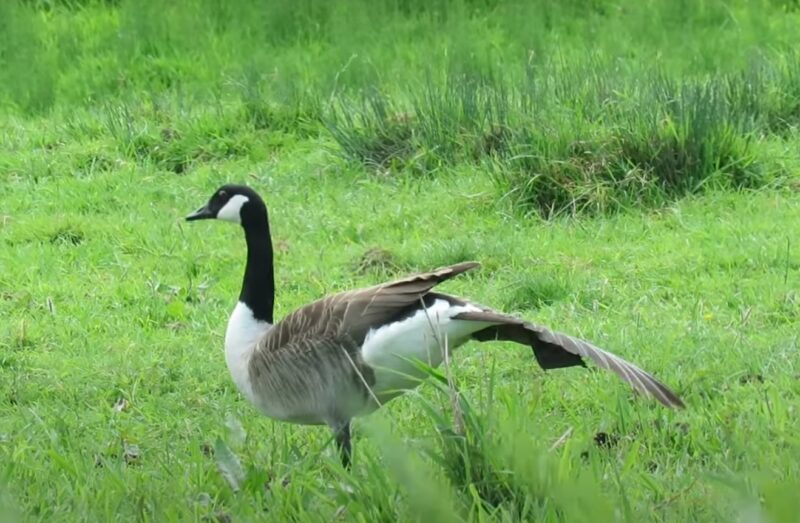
[{"xmin": 185, "ymin": 184, "xmax": 267, "ymax": 227}]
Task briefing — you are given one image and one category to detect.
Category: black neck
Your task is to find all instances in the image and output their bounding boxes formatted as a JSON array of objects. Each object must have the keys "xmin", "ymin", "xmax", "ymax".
[{"xmin": 240, "ymin": 214, "xmax": 275, "ymax": 324}]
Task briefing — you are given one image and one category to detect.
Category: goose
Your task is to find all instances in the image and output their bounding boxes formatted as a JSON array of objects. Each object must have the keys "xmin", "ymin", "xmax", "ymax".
[{"xmin": 185, "ymin": 184, "xmax": 684, "ymax": 468}]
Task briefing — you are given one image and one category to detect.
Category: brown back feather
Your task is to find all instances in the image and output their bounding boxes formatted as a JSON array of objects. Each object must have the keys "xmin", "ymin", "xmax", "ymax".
[{"xmin": 256, "ymin": 262, "xmax": 480, "ymax": 355}]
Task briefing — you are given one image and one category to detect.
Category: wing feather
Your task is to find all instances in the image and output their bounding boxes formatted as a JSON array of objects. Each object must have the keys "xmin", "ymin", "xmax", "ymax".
[
  {"xmin": 454, "ymin": 308, "xmax": 684, "ymax": 408},
  {"xmin": 256, "ymin": 262, "xmax": 480, "ymax": 355}
]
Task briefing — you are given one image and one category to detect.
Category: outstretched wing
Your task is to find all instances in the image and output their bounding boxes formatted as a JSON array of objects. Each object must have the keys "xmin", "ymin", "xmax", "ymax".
[{"xmin": 454, "ymin": 308, "xmax": 684, "ymax": 408}]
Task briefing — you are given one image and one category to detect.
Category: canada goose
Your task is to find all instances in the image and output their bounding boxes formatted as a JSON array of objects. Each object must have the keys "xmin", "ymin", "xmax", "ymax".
[{"xmin": 186, "ymin": 184, "xmax": 684, "ymax": 468}]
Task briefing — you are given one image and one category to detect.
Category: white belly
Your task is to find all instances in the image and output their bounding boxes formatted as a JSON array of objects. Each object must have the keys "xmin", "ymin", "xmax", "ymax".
[{"xmin": 360, "ymin": 299, "xmax": 492, "ymax": 405}]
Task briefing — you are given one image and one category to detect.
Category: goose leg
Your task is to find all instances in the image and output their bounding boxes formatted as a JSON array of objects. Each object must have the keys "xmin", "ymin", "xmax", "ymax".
[{"xmin": 333, "ymin": 421, "xmax": 352, "ymax": 469}]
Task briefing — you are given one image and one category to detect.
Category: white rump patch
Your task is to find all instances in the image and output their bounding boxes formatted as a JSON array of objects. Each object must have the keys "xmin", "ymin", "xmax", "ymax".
[
  {"xmin": 217, "ymin": 194, "xmax": 250, "ymax": 223},
  {"xmin": 225, "ymin": 301, "xmax": 271, "ymax": 402},
  {"xmin": 360, "ymin": 299, "xmax": 494, "ymax": 403}
]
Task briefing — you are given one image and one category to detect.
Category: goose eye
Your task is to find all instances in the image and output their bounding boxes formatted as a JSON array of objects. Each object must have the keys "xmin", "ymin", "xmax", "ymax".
[{"xmin": 219, "ymin": 190, "xmax": 228, "ymax": 199}]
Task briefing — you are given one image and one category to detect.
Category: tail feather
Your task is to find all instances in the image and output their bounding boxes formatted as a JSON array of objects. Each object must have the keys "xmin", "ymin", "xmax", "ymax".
[{"xmin": 454, "ymin": 310, "xmax": 685, "ymax": 409}]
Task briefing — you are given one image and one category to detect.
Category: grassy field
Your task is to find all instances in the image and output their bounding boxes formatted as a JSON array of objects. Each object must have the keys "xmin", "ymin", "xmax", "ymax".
[{"xmin": 2, "ymin": 0, "xmax": 800, "ymax": 521}]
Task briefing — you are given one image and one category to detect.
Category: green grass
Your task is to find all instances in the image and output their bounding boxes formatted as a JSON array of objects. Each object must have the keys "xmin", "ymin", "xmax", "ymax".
[{"xmin": 2, "ymin": 0, "xmax": 800, "ymax": 521}]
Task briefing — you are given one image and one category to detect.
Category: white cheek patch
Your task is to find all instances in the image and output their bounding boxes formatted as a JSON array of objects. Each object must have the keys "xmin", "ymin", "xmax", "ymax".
[{"xmin": 217, "ymin": 194, "xmax": 250, "ymax": 223}]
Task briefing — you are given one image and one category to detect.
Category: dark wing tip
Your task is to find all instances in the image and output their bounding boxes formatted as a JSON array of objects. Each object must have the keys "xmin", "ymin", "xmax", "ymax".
[
  {"xmin": 441, "ymin": 261, "xmax": 481, "ymax": 273},
  {"xmin": 535, "ymin": 329, "xmax": 685, "ymax": 409},
  {"xmin": 384, "ymin": 261, "xmax": 481, "ymax": 289},
  {"xmin": 599, "ymin": 354, "xmax": 686, "ymax": 409},
  {"xmin": 650, "ymin": 379, "xmax": 686, "ymax": 409}
]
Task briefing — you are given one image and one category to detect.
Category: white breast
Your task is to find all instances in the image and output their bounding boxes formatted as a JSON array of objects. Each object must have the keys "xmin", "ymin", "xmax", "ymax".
[
  {"xmin": 224, "ymin": 301, "xmax": 272, "ymax": 403},
  {"xmin": 360, "ymin": 299, "xmax": 492, "ymax": 403}
]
